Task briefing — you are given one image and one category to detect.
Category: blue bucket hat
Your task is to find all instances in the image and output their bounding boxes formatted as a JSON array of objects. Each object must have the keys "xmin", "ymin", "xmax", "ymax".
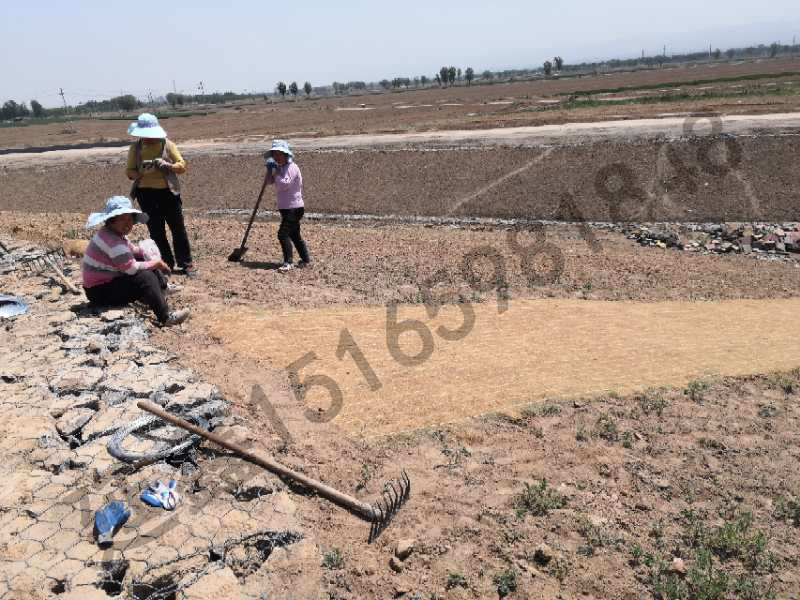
[
  {"xmin": 127, "ymin": 113, "xmax": 167, "ymax": 139},
  {"xmin": 86, "ymin": 196, "xmax": 149, "ymax": 229},
  {"xmin": 270, "ymin": 139, "xmax": 293, "ymax": 158}
]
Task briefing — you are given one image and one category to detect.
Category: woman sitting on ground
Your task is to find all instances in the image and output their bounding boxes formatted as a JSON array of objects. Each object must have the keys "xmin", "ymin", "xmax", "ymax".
[{"xmin": 81, "ymin": 196, "xmax": 189, "ymax": 326}]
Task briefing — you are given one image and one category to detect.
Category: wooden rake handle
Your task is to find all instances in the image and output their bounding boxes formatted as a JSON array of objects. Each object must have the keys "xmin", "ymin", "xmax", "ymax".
[
  {"xmin": 136, "ymin": 400, "xmax": 377, "ymax": 520},
  {"xmin": 45, "ymin": 255, "xmax": 81, "ymax": 294}
]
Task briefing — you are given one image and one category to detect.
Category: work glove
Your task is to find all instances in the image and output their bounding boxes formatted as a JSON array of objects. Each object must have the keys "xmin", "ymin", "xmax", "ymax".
[
  {"xmin": 265, "ymin": 157, "xmax": 279, "ymax": 175},
  {"xmin": 154, "ymin": 158, "xmax": 172, "ymax": 173}
]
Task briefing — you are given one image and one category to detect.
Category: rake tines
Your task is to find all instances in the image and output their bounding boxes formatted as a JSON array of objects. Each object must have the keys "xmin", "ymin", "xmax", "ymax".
[
  {"xmin": 18, "ymin": 248, "xmax": 66, "ymax": 275},
  {"xmin": 368, "ymin": 470, "xmax": 411, "ymax": 542}
]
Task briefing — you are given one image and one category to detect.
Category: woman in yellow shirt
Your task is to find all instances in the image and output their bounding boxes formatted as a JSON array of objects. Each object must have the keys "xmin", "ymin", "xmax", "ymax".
[{"xmin": 126, "ymin": 113, "xmax": 196, "ymax": 277}]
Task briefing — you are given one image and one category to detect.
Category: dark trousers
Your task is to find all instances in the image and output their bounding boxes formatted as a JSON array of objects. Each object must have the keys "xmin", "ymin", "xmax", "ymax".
[
  {"xmin": 136, "ymin": 188, "xmax": 193, "ymax": 270},
  {"xmin": 278, "ymin": 208, "xmax": 310, "ymax": 264},
  {"xmin": 85, "ymin": 270, "xmax": 169, "ymax": 323}
]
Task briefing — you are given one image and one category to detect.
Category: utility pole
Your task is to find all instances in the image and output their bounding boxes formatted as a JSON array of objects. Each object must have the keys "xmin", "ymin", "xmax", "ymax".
[
  {"xmin": 59, "ymin": 88, "xmax": 67, "ymax": 110},
  {"xmin": 173, "ymin": 79, "xmax": 177, "ymax": 93}
]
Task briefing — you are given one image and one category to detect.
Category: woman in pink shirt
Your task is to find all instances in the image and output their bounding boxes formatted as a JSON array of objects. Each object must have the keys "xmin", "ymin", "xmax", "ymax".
[
  {"xmin": 265, "ymin": 140, "xmax": 311, "ymax": 272},
  {"xmin": 82, "ymin": 196, "xmax": 189, "ymax": 326}
]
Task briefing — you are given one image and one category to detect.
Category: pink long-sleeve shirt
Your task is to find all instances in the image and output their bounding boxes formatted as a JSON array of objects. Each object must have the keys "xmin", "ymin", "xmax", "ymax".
[
  {"xmin": 82, "ymin": 227, "xmax": 158, "ymax": 288},
  {"xmin": 268, "ymin": 162, "xmax": 304, "ymax": 210}
]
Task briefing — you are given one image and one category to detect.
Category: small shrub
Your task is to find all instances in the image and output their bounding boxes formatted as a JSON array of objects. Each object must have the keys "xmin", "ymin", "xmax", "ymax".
[
  {"xmin": 686, "ymin": 380, "xmax": 710, "ymax": 403},
  {"xmin": 549, "ymin": 557, "xmax": 569, "ymax": 582},
  {"xmin": 578, "ymin": 520, "xmax": 609, "ymax": 556},
  {"xmin": 576, "ymin": 427, "xmax": 588, "ymax": 442},
  {"xmin": 768, "ymin": 374, "xmax": 794, "ymax": 395},
  {"xmin": 446, "ymin": 573, "xmax": 468, "ymax": 590},
  {"xmin": 774, "ymin": 496, "xmax": 800, "ymax": 527},
  {"xmin": 322, "ymin": 548, "xmax": 344, "ymax": 570},
  {"xmin": 356, "ymin": 463, "xmax": 370, "ymax": 491},
  {"xmin": 697, "ymin": 437, "xmax": 725, "ymax": 450},
  {"xmin": 594, "ymin": 413, "xmax": 619, "ymax": 442},
  {"xmin": 638, "ymin": 390, "xmax": 668, "ymax": 416},
  {"xmin": 540, "ymin": 404, "xmax": 562, "ymax": 417},
  {"xmin": 515, "ymin": 479, "xmax": 566, "ymax": 518},
  {"xmin": 622, "ymin": 431, "xmax": 635, "ymax": 449},
  {"xmin": 493, "ymin": 569, "xmax": 518, "ymax": 598}
]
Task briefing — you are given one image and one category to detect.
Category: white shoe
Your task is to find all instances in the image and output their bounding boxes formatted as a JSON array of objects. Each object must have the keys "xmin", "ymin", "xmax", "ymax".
[
  {"xmin": 277, "ymin": 262, "xmax": 294, "ymax": 273},
  {"xmin": 164, "ymin": 309, "xmax": 190, "ymax": 326},
  {"xmin": 165, "ymin": 283, "xmax": 183, "ymax": 296}
]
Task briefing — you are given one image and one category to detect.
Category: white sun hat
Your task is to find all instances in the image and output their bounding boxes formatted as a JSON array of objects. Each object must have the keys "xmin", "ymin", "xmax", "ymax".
[
  {"xmin": 270, "ymin": 139, "xmax": 294, "ymax": 157},
  {"xmin": 127, "ymin": 113, "xmax": 167, "ymax": 139},
  {"xmin": 85, "ymin": 196, "xmax": 149, "ymax": 229}
]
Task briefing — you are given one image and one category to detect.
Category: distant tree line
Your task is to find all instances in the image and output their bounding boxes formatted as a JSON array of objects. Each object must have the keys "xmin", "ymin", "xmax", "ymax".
[
  {"xmin": 563, "ymin": 42, "xmax": 799, "ymax": 73},
  {"xmin": 4, "ymin": 40, "xmax": 798, "ymax": 121}
]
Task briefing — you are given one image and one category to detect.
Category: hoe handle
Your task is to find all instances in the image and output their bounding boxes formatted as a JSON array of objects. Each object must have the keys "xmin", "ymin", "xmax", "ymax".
[
  {"xmin": 137, "ymin": 400, "xmax": 377, "ymax": 519},
  {"xmin": 239, "ymin": 172, "xmax": 271, "ymax": 250}
]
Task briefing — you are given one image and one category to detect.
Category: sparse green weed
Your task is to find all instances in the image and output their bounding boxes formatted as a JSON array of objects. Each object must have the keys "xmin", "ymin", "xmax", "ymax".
[
  {"xmin": 493, "ymin": 569, "xmax": 518, "ymax": 598},
  {"xmin": 446, "ymin": 572, "xmax": 468, "ymax": 590},
  {"xmin": 514, "ymin": 479, "xmax": 566, "ymax": 518},
  {"xmin": 322, "ymin": 548, "xmax": 344, "ymax": 570},
  {"xmin": 774, "ymin": 496, "xmax": 800, "ymax": 527},
  {"xmin": 685, "ymin": 380, "xmax": 710, "ymax": 403},
  {"xmin": 595, "ymin": 413, "xmax": 619, "ymax": 442},
  {"xmin": 638, "ymin": 390, "xmax": 669, "ymax": 416}
]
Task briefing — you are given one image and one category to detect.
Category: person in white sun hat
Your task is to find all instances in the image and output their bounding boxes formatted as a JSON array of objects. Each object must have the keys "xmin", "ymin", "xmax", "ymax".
[
  {"xmin": 126, "ymin": 113, "xmax": 196, "ymax": 277},
  {"xmin": 82, "ymin": 196, "xmax": 189, "ymax": 327},
  {"xmin": 264, "ymin": 139, "xmax": 311, "ymax": 272}
]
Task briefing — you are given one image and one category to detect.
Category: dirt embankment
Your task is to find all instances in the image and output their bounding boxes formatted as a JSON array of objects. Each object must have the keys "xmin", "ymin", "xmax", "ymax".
[{"xmin": 2, "ymin": 134, "xmax": 799, "ymax": 222}]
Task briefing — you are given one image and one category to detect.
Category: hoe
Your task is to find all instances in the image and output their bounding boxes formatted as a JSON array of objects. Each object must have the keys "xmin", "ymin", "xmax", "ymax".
[
  {"xmin": 228, "ymin": 172, "xmax": 270, "ymax": 262},
  {"xmin": 138, "ymin": 400, "xmax": 410, "ymax": 542}
]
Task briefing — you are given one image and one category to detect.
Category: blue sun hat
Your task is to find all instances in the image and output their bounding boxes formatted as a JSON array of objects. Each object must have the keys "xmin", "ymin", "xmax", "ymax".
[
  {"xmin": 270, "ymin": 139, "xmax": 294, "ymax": 158},
  {"xmin": 86, "ymin": 196, "xmax": 149, "ymax": 229},
  {"xmin": 127, "ymin": 113, "xmax": 167, "ymax": 139}
]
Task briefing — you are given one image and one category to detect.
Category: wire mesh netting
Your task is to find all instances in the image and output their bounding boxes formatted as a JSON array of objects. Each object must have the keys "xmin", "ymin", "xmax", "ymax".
[{"xmin": 0, "ymin": 246, "xmax": 305, "ymax": 598}]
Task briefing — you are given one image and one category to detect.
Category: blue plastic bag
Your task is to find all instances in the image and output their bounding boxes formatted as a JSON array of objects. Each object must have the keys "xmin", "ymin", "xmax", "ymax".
[{"xmin": 94, "ymin": 501, "xmax": 130, "ymax": 544}]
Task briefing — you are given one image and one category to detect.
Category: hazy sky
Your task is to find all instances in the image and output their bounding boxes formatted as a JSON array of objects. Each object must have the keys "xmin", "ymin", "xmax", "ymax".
[{"xmin": 2, "ymin": 0, "xmax": 799, "ymax": 106}]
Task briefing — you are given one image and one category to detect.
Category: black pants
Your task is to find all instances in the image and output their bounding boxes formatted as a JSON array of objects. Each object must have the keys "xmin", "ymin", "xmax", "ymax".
[
  {"xmin": 137, "ymin": 188, "xmax": 193, "ymax": 270},
  {"xmin": 85, "ymin": 270, "xmax": 169, "ymax": 323},
  {"xmin": 278, "ymin": 208, "xmax": 310, "ymax": 264}
]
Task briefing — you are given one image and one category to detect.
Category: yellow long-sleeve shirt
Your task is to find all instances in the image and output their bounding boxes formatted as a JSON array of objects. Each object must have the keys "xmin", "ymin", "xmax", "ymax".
[{"xmin": 126, "ymin": 139, "xmax": 186, "ymax": 189}]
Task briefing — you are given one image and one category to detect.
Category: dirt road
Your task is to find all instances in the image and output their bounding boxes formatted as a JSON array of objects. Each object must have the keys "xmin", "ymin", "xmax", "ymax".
[{"xmin": 2, "ymin": 112, "xmax": 799, "ymax": 170}]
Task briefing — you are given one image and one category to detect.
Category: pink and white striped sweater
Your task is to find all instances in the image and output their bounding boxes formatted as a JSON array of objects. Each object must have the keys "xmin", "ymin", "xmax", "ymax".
[{"xmin": 81, "ymin": 227, "xmax": 158, "ymax": 289}]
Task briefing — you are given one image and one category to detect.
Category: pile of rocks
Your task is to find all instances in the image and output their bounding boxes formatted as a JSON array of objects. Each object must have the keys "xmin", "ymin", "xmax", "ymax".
[{"xmin": 626, "ymin": 223, "xmax": 800, "ymax": 260}]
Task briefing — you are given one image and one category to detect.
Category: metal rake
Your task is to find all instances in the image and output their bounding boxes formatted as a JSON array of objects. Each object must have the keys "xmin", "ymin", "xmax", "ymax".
[
  {"xmin": 137, "ymin": 401, "xmax": 411, "ymax": 542},
  {"xmin": 17, "ymin": 248, "xmax": 80, "ymax": 294}
]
